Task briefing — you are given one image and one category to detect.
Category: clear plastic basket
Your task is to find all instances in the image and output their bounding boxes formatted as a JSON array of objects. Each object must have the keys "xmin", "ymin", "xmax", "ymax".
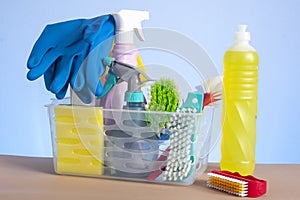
[
  {"xmin": 45, "ymin": 28, "xmax": 222, "ymax": 185},
  {"xmin": 46, "ymin": 97, "xmax": 215, "ymax": 185}
]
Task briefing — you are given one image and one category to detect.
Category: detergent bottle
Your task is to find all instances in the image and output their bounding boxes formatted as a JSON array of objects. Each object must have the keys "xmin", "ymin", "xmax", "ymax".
[
  {"xmin": 98, "ymin": 9, "xmax": 149, "ymax": 109},
  {"xmin": 221, "ymin": 25, "xmax": 259, "ymax": 175}
]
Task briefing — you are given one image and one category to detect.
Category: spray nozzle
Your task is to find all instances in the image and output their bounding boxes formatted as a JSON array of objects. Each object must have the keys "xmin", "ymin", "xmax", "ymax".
[
  {"xmin": 113, "ymin": 9, "xmax": 149, "ymax": 43},
  {"xmin": 99, "ymin": 57, "xmax": 154, "ymax": 100},
  {"xmin": 103, "ymin": 56, "xmax": 153, "ymax": 86}
]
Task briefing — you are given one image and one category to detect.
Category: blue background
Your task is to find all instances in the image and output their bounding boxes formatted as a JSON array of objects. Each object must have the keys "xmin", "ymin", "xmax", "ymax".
[{"xmin": 1, "ymin": 0, "xmax": 299, "ymax": 163}]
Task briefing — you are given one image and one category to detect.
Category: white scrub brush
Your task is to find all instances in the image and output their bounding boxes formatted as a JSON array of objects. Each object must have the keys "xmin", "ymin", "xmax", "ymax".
[{"xmin": 163, "ymin": 92, "xmax": 204, "ymax": 182}]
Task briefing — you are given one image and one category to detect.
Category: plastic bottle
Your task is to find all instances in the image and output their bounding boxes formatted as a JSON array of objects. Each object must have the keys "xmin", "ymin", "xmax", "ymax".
[
  {"xmin": 98, "ymin": 9, "xmax": 149, "ymax": 109},
  {"xmin": 98, "ymin": 10, "xmax": 156, "ymax": 179},
  {"xmin": 220, "ymin": 25, "xmax": 259, "ymax": 176}
]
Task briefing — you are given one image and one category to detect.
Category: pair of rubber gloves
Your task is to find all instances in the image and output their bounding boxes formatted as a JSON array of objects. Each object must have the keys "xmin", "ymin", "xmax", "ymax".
[{"xmin": 27, "ymin": 15, "xmax": 115, "ymax": 103}]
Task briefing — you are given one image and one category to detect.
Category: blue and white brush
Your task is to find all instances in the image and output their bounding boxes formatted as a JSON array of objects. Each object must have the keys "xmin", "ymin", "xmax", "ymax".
[{"xmin": 163, "ymin": 92, "xmax": 204, "ymax": 182}]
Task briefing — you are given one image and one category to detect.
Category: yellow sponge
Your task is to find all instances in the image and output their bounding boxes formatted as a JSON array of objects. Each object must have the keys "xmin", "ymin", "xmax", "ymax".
[{"xmin": 54, "ymin": 106, "xmax": 104, "ymax": 175}]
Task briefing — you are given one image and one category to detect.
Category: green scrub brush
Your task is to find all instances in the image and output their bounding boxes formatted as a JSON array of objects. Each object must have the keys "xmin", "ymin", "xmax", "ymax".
[
  {"xmin": 148, "ymin": 78, "xmax": 180, "ymax": 113},
  {"xmin": 146, "ymin": 78, "xmax": 180, "ymax": 134}
]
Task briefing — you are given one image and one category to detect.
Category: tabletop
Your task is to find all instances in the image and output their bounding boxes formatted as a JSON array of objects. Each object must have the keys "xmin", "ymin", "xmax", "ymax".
[{"xmin": 0, "ymin": 155, "xmax": 298, "ymax": 200}]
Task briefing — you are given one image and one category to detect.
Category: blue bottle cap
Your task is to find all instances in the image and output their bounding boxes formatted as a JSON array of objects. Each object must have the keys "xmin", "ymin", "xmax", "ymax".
[{"xmin": 125, "ymin": 92, "xmax": 144, "ymax": 102}]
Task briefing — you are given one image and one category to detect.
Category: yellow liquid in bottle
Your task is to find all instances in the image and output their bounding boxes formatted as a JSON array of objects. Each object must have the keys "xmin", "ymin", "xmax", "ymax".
[{"xmin": 221, "ymin": 50, "xmax": 259, "ymax": 176}]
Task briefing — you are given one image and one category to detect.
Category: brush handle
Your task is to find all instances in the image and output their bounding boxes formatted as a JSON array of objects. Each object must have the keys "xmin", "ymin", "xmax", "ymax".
[{"xmin": 147, "ymin": 147, "xmax": 170, "ymax": 181}]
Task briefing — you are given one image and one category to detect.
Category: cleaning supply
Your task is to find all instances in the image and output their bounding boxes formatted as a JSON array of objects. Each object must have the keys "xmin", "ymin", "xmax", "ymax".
[
  {"xmin": 54, "ymin": 106, "xmax": 104, "ymax": 175},
  {"xmin": 147, "ymin": 78, "xmax": 180, "ymax": 138},
  {"xmin": 207, "ymin": 170, "xmax": 267, "ymax": 197},
  {"xmin": 163, "ymin": 110, "xmax": 197, "ymax": 182},
  {"xmin": 162, "ymin": 92, "xmax": 204, "ymax": 182},
  {"xmin": 98, "ymin": 9, "xmax": 149, "ymax": 109},
  {"xmin": 221, "ymin": 25, "xmax": 259, "ymax": 175},
  {"xmin": 148, "ymin": 78, "xmax": 180, "ymax": 113},
  {"xmin": 27, "ymin": 15, "xmax": 115, "ymax": 103},
  {"xmin": 101, "ymin": 57, "xmax": 157, "ymax": 178},
  {"xmin": 202, "ymin": 76, "xmax": 222, "ymax": 110}
]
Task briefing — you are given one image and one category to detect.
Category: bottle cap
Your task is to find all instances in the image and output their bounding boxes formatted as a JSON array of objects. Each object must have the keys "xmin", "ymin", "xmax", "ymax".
[
  {"xmin": 125, "ymin": 91, "xmax": 144, "ymax": 102},
  {"xmin": 235, "ymin": 25, "xmax": 251, "ymax": 41}
]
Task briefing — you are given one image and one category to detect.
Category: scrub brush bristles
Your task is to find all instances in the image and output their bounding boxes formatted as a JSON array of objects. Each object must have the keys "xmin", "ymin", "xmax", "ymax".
[
  {"xmin": 148, "ymin": 78, "xmax": 180, "ymax": 113},
  {"xmin": 207, "ymin": 172, "xmax": 248, "ymax": 197},
  {"xmin": 207, "ymin": 170, "xmax": 267, "ymax": 198},
  {"xmin": 163, "ymin": 108, "xmax": 197, "ymax": 182},
  {"xmin": 146, "ymin": 78, "xmax": 181, "ymax": 135}
]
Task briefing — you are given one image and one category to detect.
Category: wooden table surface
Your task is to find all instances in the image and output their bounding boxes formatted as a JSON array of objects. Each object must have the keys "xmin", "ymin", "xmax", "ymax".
[{"xmin": 0, "ymin": 155, "xmax": 298, "ymax": 200}]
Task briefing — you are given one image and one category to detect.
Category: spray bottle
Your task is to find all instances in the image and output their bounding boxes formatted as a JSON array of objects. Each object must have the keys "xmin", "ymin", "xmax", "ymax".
[
  {"xmin": 221, "ymin": 25, "xmax": 259, "ymax": 175},
  {"xmin": 98, "ymin": 9, "xmax": 149, "ymax": 109},
  {"xmin": 102, "ymin": 57, "xmax": 157, "ymax": 178}
]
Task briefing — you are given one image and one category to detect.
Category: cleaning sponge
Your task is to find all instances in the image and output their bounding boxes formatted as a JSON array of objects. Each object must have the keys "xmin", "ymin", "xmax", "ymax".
[{"xmin": 54, "ymin": 106, "xmax": 104, "ymax": 175}]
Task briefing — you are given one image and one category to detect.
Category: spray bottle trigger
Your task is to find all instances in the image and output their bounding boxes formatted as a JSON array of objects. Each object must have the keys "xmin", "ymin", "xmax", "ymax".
[
  {"xmin": 97, "ymin": 71, "xmax": 117, "ymax": 99},
  {"xmin": 134, "ymin": 27, "xmax": 145, "ymax": 41},
  {"xmin": 103, "ymin": 56, "xmax": 115, "ymax": 67}
]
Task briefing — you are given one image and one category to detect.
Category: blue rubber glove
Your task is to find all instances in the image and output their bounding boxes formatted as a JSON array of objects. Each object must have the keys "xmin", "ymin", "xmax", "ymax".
[{"xmin": 27, "ymin": 15, "xmax": 115, "ymax": 103}]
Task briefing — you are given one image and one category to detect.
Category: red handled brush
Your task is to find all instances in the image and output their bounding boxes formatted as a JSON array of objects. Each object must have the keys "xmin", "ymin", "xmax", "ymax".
[
  {"xmin": 202, "ymin": 76, "xmax": 222, "ymax": 110},
  {"xmin": 203, "ymin": 92, "xmax": 222, "ymax": 109},
  {"xmin": 147, "ymin": 146, "xmax": 170, "ymax": 181},
  {"xmin": 207, "ymin": 170, "xmax": 267, "ymax": 198}
]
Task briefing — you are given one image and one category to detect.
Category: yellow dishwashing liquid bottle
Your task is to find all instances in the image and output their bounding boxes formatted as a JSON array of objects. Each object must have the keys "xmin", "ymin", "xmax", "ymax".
[{"xmin": 221, "ymin": 25, "xmax": 259, "ymax": 176}]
